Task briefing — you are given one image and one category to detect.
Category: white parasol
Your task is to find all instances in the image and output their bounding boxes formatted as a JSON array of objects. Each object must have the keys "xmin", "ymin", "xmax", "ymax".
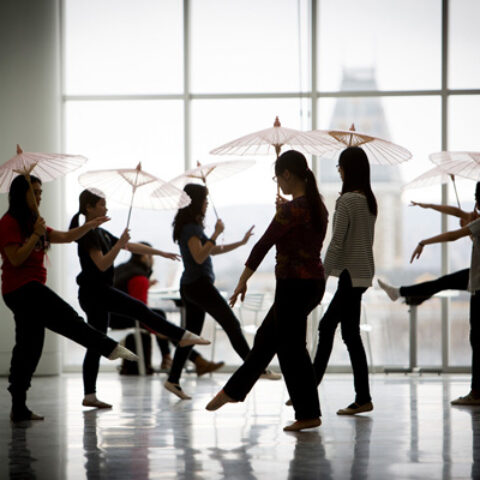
[
  {"xmin": 79, "ymin": 163, "xmax": 191, "ymax": 228},
  {"xmin": 166, "ymin": 159, "xmax": 255, "ymax": 218},
  {"xmin": 0, "ymin": 144, "xmax": 87, "ymax": 213},
  {"xmin": 209, "ymin": 116, "xmax": 331, "ymax": 158},
  {"xmin": 306, "ymin": 123, "xmax": 412, "ymax": 165}
]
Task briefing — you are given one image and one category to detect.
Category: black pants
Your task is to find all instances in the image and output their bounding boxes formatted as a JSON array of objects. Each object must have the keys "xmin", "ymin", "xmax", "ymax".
[
  {"xmin": 153, "ymin": 309, "xmax": 199, "ymax": 363},
  {"xmin": 400, "ymin": 268, "xmax": 469, "ymax": 300},
  {"xmin": 470, "ymin": 291, "xmax": 480, "ymax": 392},
  {"xmin": 224, "ymin": 278, "xmax": 325, "ymax": 421},
  {"xmin": 79, "ymin": 285, "xmax": 185, "ymax": 395},
  {"xmin": 168, "ymin": 276, "xmax": 250, "ymax": 384},
  {"xmin": 313, "ymin": 270, "xmax": 371, "ymax": 404},
  {"xmin": 3, "ymin": 282, "xmax": 118, "ymax": 410}
]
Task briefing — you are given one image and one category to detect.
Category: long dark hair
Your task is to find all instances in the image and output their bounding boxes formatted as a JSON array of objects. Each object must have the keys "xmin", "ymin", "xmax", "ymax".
[
  {"xmin": 275, "ymin": 150, "xmax": 328, "ymax": 232},
  {"xmin": 475, "ymin": 181, "xmax": 480, "ymax": 207},
  {"xmin": 69, "ymin": 189, "xmax": 104, "ymax": 229},
  {"xmin": 8, "ymin": 174, "xmax": 41, "ymax": 238},
  {"xmin": 338, "ymin": 146, "xmax": 378, "ymax": 216},
  {"xmin": 172, "ymin": 183, "xmax": 208, "ymax": 242}
]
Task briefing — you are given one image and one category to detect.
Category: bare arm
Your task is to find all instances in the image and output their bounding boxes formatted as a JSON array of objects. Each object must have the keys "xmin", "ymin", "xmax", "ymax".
[
  {"xmin": 410, "ymin": 201, "xmax": 470, "ymax": 220},
  {"xmin": 89, "ymin": 228, "xmax": 130, "ymax": 272},
  {"xmin": 211, "ymin": 226, "xmax": 254, "ymax": 255},
  {"xmin": 229, "ymin": 266, "xmax": 255, "ymax": 307},
  {"xmin": 410, "ymin": 226, "xmax": 471, "ymax": 263},
  {"xmin": 50, "ymin": 216, "xmax": 110, "ymax": 244},
  {"xmin": 3, "ymin": 217, "xmax": 46, "ymax": 266},
  {"xmin": 187, "ymin": 219, "xmax": 224, "ymax": 264},
  {"xmin": 126, "ymin": 241, "xmax": 180, "ymax": 261}
]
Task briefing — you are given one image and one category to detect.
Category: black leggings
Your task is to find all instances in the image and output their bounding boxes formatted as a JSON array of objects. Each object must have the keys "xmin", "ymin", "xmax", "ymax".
[
  {"xmin": 313, "ymin": 270, "xmax": 371, "ymax": 405},
  {"xmin": 400, "ymin": 268, "xmax": 469, "ymax": 300},
  {"xmin": 79, "ymin": 285, "xmax": 185, "ymax": 395},
  {"xmin": 470, "ymin": 292, "xmax": 480, "ymax": 392},
  {"xmin": 3, "ymin": 282, "xmax": 118, "ymax": 409},
  {"xmin": 168, "ymin": 277, "xmax": 250, "ymax": 384},
  {"xmin": 224, "ymin": 279, "xmax": 325, "ymax": 421}
]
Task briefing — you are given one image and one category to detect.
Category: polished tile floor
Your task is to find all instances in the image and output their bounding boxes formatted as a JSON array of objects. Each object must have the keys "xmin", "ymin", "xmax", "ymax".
[{"xmin": 1, "ymin": 373, "xmax": 479, "ymax": 479}]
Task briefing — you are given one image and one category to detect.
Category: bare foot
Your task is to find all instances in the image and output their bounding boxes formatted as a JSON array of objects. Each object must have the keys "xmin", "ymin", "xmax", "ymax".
[
  {"xmin": 178, "ymin": 331, "xmax": 210, "ymax": 347},
  {"xmin": 205, "ymin": 390, "xmax": 237, "ymax": 411}
]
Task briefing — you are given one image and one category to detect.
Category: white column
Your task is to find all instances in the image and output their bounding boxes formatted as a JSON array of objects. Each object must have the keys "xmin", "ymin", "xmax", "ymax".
[{"xmin": 0, "ymin": 0, "xmax": 62, "ymax": 375}]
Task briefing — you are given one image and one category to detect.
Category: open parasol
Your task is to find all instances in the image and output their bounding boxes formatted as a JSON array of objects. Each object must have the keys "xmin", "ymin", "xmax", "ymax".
[
  {"xmin": 79, "ymin": 163, "xmax": 191, "ymax": 228},
  {"xmin": 166, "ymin": 159, "xmax": 255, "ymax": 218},
  {"xmin": 209, "ymin": 116, "xmax": 331, "ymax": 158},
  {"xmin": 0, "ymin": 144, "xmax": 87, "ymax": 213},
  {"xmin": 306, "ymin": 123, "xmax": 412, "ymax": 165}
]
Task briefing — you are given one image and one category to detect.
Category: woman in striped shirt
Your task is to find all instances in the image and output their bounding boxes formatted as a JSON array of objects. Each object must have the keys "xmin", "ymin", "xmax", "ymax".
[{"xmin": 313, "ymin": 146, "xmax": 377, "ymax": 416}]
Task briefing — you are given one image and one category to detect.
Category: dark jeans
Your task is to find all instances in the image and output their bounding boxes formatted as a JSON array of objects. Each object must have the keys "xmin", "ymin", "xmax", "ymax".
[
  {"xmin": 168, "ymin": 277, "xmax": 250, "ymax": 384},
  {"xmin": 3, "ymin": 282, "xmax": 118, "ymax": 410},
  {"xmin": 400, "ymin": 268, "xmax": 469, "ymax": 301},
  {"xmin": 470, "ymin": 291, "xmax": 480, "ymax": 392},
  {"xmin": 79, "ymin": 285, "xmax": 185, "ymax": 395},
  {"xmin": 224, "ymin": 278, "xmax": 325, "ymax": 421},
  {"xmin": 313, "ymin": 270, "xmax": 371, "ymax": 405}
]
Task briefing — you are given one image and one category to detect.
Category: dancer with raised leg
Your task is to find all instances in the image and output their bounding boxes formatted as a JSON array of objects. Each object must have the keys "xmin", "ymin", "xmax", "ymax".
[
  {"xmin": 378, "ymin": 182, "xmax": 479, "ymax": 305},
  {"xmin": 410, "ymin": 186, "xmax": 480, "ymax": 406},
  {"xmin": 113, "ymin": 243, "xmax": 225, "ymax": 375},
  {"xmin": 69, "ymin": 189, "xmax": 209, "ymax": 409},
  {"xmin": 0, "ymin": 175, "xmax": 138, "ymax": 422},
  {"xmin": 206, "ymin": 150, "xmax": 328, "ymax": 432},
  {"xmin": 312, "ymin": 146, "xmax": 377, "ymax": 416},
  {"xmin": 165, "ymin": 183, "xmax": 275, "ymax": 400}
]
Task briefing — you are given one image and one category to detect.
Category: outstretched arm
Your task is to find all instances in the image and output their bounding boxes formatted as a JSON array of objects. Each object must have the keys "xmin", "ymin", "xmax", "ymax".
[
  {"xmin": 410, "ymin": 201, "xmax": 471, "ymax": 220},
  {"xmin": 50, "ymin": 216, "xmax": 110, "ymax": 243},
  {"xmin": 410, "ymin": 226, "xmax": 471, "ymax": 263},
  {"xmin": 126, "ymin": 242, "xmax": 180, "ymax": 261},
  {"xmin": 211, "ymin": 226, "xmax": 254, "ymax": 255}
]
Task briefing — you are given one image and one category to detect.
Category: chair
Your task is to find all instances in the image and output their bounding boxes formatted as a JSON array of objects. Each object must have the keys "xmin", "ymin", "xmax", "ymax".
[{"xmin": 210, "ymin": 292, "xmax": 267, "ymax": 362}]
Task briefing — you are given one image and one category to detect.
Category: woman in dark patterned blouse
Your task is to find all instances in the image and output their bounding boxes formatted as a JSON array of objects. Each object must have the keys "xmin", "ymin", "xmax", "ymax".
[{"xmin": 206, "ymin": 150, "xmax": 329, "ymax": 432}]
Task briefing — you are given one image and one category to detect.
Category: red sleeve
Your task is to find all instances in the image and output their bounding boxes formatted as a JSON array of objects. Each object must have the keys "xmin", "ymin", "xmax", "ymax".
[
  {"xmin": 127, "ymin": 275, "xmax": 149, "ymax": 304},
  {"xmin": 0, "ymin": 215, "xmax": 23, "ymax": 249},
  {"xmin": 245, "ymin": 203, "xmax": 294, "ymax": 271}
]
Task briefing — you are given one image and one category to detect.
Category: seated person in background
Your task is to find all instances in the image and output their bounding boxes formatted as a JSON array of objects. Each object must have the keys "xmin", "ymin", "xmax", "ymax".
[{"xmin": 113, "ymin": 242, "xmax": 224, "ymax": 375}]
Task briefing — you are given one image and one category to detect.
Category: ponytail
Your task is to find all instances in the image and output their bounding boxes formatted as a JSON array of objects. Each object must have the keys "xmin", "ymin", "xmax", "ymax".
[
  {"xmin": 275, "ymin": 150, "xmax": 328, "ymax": 232},
  {"xmin": 69, "ymin": 212, "xmax": 81, "ymax": 229}
]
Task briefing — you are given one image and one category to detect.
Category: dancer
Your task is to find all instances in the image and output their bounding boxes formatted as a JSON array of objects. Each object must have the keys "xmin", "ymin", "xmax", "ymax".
[
  {"xmin": 113, "ymin": 243, "xmax": 225, "ymax": 375},
  {"xmin": 166, "ymin": 183, "xmax": 279, "ymax": 400},
  {"xmin": 69, "ymin": 189, "xmax": 209, "ymax": 409},
  {"xmin": 312, "ymin": 146, "xmax": 377, "ymax": 416},
  {"xmin": 0, "ymin": 175, "xmax": 139, "ymax": 422},
  {"xmin": 206, "ymin": 150, "xmax": 329, "ymax": 432},
  {"xmin": 410, "ymin": 186, "xmax": 480, "ymax": 406},
  {"xmin": 378, "ymin": 184, "xmax": 479, "ymax": 304}
]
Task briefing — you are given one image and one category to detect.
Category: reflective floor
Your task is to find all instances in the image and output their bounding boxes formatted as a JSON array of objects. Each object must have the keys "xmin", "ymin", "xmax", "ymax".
[{"xmin": 1, "ymin": 373, "xmax": 479, "ymax": 479}]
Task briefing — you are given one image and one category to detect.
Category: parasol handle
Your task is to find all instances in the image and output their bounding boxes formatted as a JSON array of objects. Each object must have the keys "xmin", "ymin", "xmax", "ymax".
[
  {"xmin": 209, "ymin": 194, "xmax": 219, "ymax": 220},
  {"xmin": 449, "ymin": 175, "xmax": 461, "ymax": 208}
]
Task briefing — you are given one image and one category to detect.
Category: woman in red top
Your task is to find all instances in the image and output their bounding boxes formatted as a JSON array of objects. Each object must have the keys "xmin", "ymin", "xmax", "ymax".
[
  {"xmin": 206, "ymin": 150, "xmax": 329, "ymax": 432},
  {"xmin": 0, "ymin": 175, "xmax": 138, "ymax": 422}
]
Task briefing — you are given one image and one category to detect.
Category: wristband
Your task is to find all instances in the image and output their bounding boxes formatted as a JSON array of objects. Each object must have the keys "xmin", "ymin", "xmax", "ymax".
[
  {"xmin": 419, "ymin": 241, "xmax": 425, "ymax": 247},
  {"xmin": 207, "ymin": 237, "xmax": 216, "ymax": 246}
]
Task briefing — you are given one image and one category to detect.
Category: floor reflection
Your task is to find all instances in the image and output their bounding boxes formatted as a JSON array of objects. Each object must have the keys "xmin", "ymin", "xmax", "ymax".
[{"xmin": 2, "ymin": 373, "xmax": 480, "ymax": 479}]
